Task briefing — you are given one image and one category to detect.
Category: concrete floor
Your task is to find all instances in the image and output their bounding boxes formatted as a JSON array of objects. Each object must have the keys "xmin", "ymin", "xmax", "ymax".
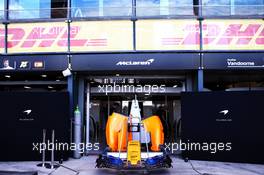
[{"xmin": 0, "ymin": 156, "xmax": 264, "ymax": 175}]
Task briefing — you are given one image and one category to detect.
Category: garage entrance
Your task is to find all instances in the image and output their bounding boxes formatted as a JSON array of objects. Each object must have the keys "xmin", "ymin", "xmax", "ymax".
[{"xmin": 85, "ymin": 76, "xmax": 186, "ymax": 153}]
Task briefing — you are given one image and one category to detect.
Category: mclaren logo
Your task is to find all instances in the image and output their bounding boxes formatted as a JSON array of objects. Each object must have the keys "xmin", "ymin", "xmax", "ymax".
[
  {"xmin": 23, "ymin": 109, "xmax": 32, "ymax": 115},
  {"xmin": 19, "ymin": 109, "xmax": 34, "ymax": 121},
  {"xmin": 216, "ymin": 109, "xmax": 232, "ymax": 122},
  {"xmin": 116, "ymin": 59, "xmax": 155, "ymax": 66},
  {"xmin": 219, "ymin": 110, "xmax": 229, "ymax": 115}
]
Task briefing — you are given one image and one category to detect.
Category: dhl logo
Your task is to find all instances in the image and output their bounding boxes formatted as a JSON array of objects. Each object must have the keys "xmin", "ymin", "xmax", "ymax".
[
  {"xmin": 162, "ymin": 23, "xmax": 264, "ymax": 46},
  {"xmin": 0, "ymin": 26, "xmax": 108, "ymax": 48},
  {"xmin": 202, "ymin": 24, "xmax": 264, "ymax": 45}
]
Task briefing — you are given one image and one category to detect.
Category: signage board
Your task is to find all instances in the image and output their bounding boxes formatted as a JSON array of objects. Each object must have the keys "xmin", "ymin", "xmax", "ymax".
[
  {"xmin": 0, "ymin": 55, "xmax": 68, "ymax": 71},
  {"xmin": 71, "ymin": 53, "xmax": 200, "ymax": 71},
  {"xmin": 203, "ymin": 53, "xmax": 264, "ymax": 69}
]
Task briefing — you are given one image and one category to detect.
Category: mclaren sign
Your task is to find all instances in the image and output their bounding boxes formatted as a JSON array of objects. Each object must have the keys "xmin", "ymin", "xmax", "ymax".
[{"xmin": 116, "ymin": 59, "xmax": 154, "ymax": 66}]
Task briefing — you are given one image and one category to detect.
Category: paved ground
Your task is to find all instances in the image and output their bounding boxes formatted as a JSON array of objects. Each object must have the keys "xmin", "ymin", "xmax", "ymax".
[{"xmin": 0, "ymin": 156, "xmax": 264, "ymax": 175}]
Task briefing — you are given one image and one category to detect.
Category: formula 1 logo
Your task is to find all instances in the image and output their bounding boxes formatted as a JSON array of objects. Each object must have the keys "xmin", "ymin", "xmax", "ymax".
[{"xmin": 116, "ymin": 59, "xmax": 154, "ymax": 66}]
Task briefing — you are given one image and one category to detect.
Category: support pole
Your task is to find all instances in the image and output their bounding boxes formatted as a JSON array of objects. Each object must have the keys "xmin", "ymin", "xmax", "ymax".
[
  {"xmin": 197, "ymin": 69, "xmax": 204, "ymax": 92},
  {"xmin": 37, "ymin": 129, "xmax": 49, "ymax": 167},
  {"xmin": 46, "ymin": 130, "xmax": 59, "ymax": 169},
  {"xmin": 85, "ymin": 83, "xmax": 91, "ymax": 154},
  {"xmin": 198, "ymin": 17, "xmax": 204, "ymax": 92}
]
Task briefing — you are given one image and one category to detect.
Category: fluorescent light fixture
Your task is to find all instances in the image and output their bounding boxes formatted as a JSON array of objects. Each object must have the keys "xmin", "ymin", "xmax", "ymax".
[
  {"xmin": 122, "ymin": 101, "xmax": 129, "ymax": 107},
  {"xmin": 5, "ymin": 75, "xmax": 11, "ymax": 78},
  {"xmin": 143, "ymin": 101, "xmax": 153, "ymax": 106},
  {"xmin": 128, "ymin": 79, "xmax": 134, "ymax": 84},
  {"xmin": 24, "ymin": 86, "xmax": 31, "ymax": 89},
  {"xmin": 41, "ymin": 74, "xmax": 47, "ymax": 78}
]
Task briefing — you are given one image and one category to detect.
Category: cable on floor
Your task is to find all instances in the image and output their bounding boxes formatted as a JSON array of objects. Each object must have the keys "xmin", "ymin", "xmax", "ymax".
[{"xmin": 185, "ymin": 158, "xmax": 214, "ymax": 175}]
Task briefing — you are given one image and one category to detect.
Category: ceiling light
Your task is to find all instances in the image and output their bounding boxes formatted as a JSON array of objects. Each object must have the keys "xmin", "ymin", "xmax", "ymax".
[
  {"xmin": 128, "ymin": 79, "xmax": 134, "ymax": 84},
  {"xmin": 41, "ymin": 74, "xmax": 47, "ymax": 78},
  {"xmin": 48, "ymin": 86, "xmax": 54, "ymax": 89},
  {"xmin": 5, "ymin": 75, "xmax": 11, "ymax": 78},
  {"xmin": 24, "ymin": 86, "xmax": 31, "ymax": 89}
]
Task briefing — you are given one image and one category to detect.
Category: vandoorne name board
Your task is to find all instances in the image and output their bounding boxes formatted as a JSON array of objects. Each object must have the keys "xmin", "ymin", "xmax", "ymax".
[
  {"xmin": 203, "ymin": 53, "xmax": 264, "ymax": 69},
  {"xmin": 0, "ymin": 19, "xmax": 263, "ymax": 53}
]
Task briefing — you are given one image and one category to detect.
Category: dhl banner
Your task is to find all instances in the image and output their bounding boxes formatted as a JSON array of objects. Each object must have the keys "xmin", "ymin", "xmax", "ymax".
[
  {"xmin": 136, "ymin": 19, "xmax": 200, "ymax": 50},
  {"xmin": 0, "ymin": 24, "xmax": 4, "ymax": 53},
  {"xmin": 202, "ymin": 20, "xmax": 264, "ymax": 50},
  {"xmin": 2, "ymin": 20, "xmax": 264, "ymax": 53},
  {"xmin": 7, "ymin": 22, "xmax": 68, "ymax": 53},
  {"xmin": 136, "ymin": 19, "xmax": 264, "ymax": 51},
  {"xmin": 6, "ymin": 21, "xmax": 133, "ymax": 53},
  {"xmin": 70, "ymin": 21, "xmax": 133, "ymax": 52}
]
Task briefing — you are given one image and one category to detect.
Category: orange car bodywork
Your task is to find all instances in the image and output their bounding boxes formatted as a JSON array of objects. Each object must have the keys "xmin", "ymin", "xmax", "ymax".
[
  {"xmin": 106, "ymin": 112, "xmax": 128, "ymax": 152},
  {"xmin": 142, "ymin": 115, "xmax": 164, "ymax": 151},
  {"xmin": 106, "ymin": 113, "xmax": 164, "ymax": 152}
]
